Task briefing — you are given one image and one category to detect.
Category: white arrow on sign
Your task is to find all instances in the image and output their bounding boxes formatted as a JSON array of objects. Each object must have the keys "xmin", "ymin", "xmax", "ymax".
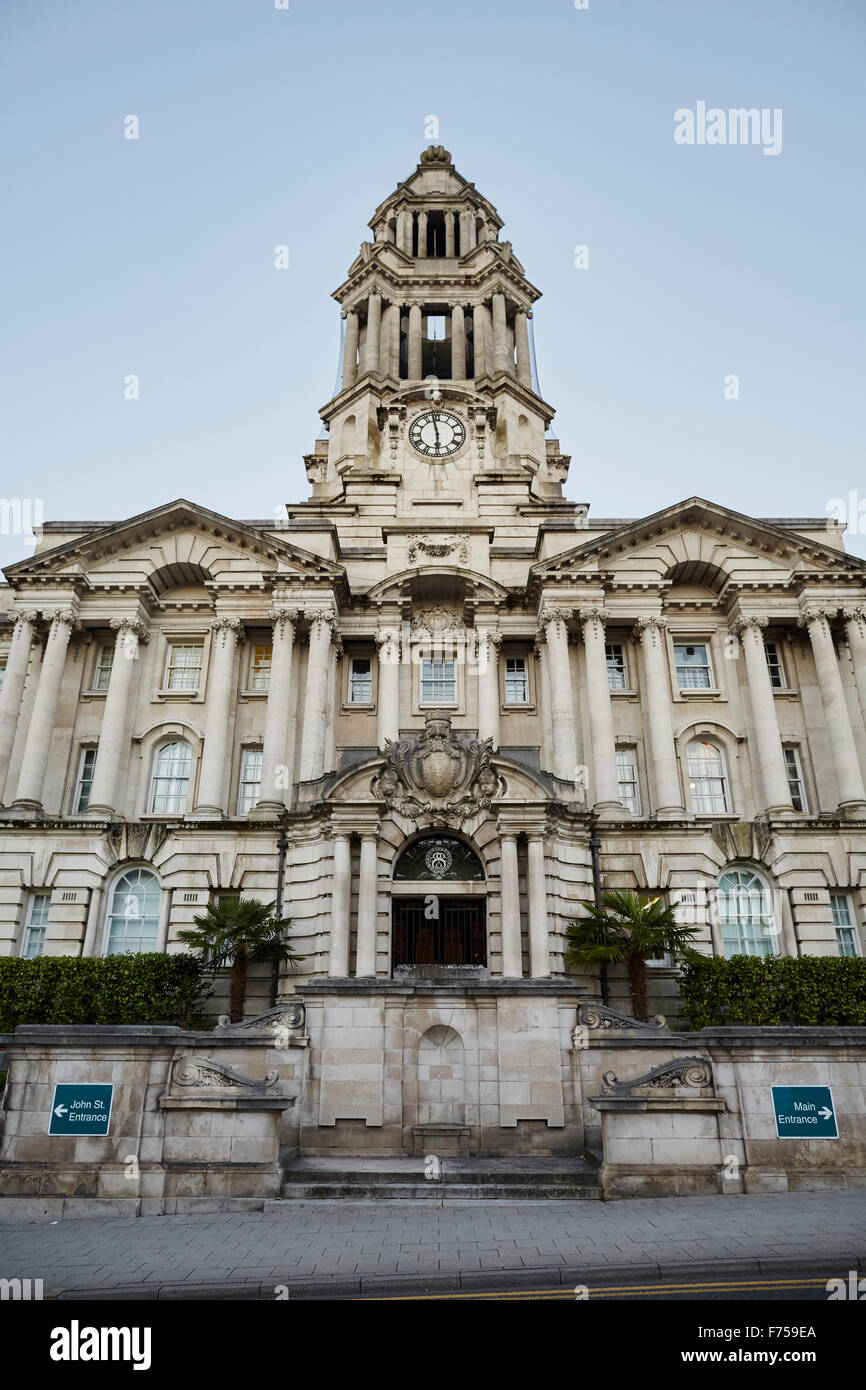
[
  {"xmin": 53, "ymin": 1105, "xmax": 68, "ymax": 1118},
  {"xmin": 819, "ymin": 1106, "xmax": 833, "ymax": 1121}
]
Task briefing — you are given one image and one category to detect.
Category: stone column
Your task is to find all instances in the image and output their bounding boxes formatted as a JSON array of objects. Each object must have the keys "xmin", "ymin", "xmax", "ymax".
[
  {"xmin": 492, "ymin": 291, "xmax": 510, "ymax": 375},
  {"xmin": 408, "ymin": 303, "xmax": 423, "ymax": 379},
  {"xmin": 498, "ymin": 829, "xmax": 523, "ymax": 979},
  {"xmin": 341, "ymin": 309, "xmax": 359, "ymax": 390},
  {"xmin": 539, "ymin": 607, "xmax": 578, "ymax": 783},
  {"xmin": 731, "ymin": 615, "xmax": 794, "ymax": 815},
  {"xmin": 382, "ymin": 302, "xmax": 399, "ymax": 378},
  {"xmin": 515, "ymin": 310, "xmax": 532, "ymax": 387},
  {"xmin": 800, "ymin": 604, "xmax": 866, "ymax": 814},
  {"xmin": 11, "ymin": 608, "xmax": 77, "ymax": 812},
  {"xmin": 375, "ymin": 627, "xmax": 400, "ymax": 749},
  {"xmin": 527, "ymin": 832, "xmax": 550, "ymax": 977},
  {"xmin": 472, "ymin": 303, "xmax": 487, "ymax": 378},
  {"xmin": 634, "ymin": 616, "xmax": 685, "ymax": 817},
  {"xmin": 534, "ymin": 637, "xmax": 554, "ymax": 773},
  {"xmin": 0, "ymin": 610, "xmax": 38, "ymax": 801},
  {"xmin": 417, "ymin": 210, "xmax": 428, "ymax": 256},
  {"xmin": 579, "ymin": 607, "xmax": 625, "ymax": 814},
  {"xmin": 299, "ymin": 604, "xmax": 337, "ymax": 782},
  {"xmin": 476, "ymin": 627, "xmax": 501, "ymax": 749},
  {"xmin": 445, "ymin": 211, "xmax": 455, "ymax": 257},
  {"xmin": 252, "ymin": 606, "xmax": 297, "ymax": 814},
  {"xmin": 364, "ymin": 291, "xmax": 382, "ymax": 375},
  {"xmin": 355, "ymin": 831, "xmax": 379, "ymax": 977},
  {"xmin": 451, "ymin": 303, "xmax": 466, "ymax": 380},
  {"xmin": 843, "ymin": 606, "xmax": 866, "ymax": 724},
  {"xmin": 396, "ymin": 208, "xmax": 410, "ymax": 253},
  {"xmin": 464, "ymin": 212, "xmax": 477, "ymax": 251},
  {"xmin": 194, "ymin": 617, "xmax": 244, "ymax": 816},
  {"xmin": 85, "ymin": 617, "xmax": 148, "ymax": 817},
  {"xmin": 329, "ymin": 833, "xmax": 351, "ymax": 977},
  {"xmin": 459, "ymin": 210, "xmax": 471, "ymax": 253}
]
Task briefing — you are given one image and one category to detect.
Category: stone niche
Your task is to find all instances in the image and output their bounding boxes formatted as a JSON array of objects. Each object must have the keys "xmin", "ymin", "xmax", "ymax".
[{"xmin": 297, "ymin": 979, "xmax": 586, "ymax": 1157}]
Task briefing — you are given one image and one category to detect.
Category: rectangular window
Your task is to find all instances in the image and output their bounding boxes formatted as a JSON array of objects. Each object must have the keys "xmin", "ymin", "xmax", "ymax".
[
  {"xmin": 615, "ymin": 748, "xmax": 641, "ymax": 814},
  {"xmin": 674, "ymin": 643, "xmax": 712, "ymax": 690},
  {"xmin": 504, "ymin": 656, "xmax": 528, "ymax": 704},
  {"xmin": 426, "ymin": 315, "xmax": 446, "ymax": 340},
  {"xmin": 22, "ymin": 892, "xmax": 50, "ymax": 958},
  {"xmin": 421, "ymin": 658, "xmax": 457, "ymax": 704},
  {"xmin": 237, "ymin": 748, "xmax": 263, "ymax": 815},
  {"xmin": 74, "ymin": 747, "xmax": 97, "ymax": 812},
  {"xmin": 164, "ymin": 643, "xmax": 203, "ymax": 692},
  {"xmin": 765, "ymin": 641, "xmax": 785, "ymax": 689},
  {"xmin": 606, "ymin": 643, "xmax": 627, "ymax": 691},
  {"xmin": 92, "ymin": 642, "xmax": 114, "ymax": 691},
  {"xmin": 783, "ymin": 746, "xmax": 807, "ymax": 813},
  {"xmin": 349, "ymin": 656, "xmax": 373, "ymax": 704},
  {"xmin": 831, "ymin": 892, "xmax": 858, "ymax": 956},
  {"xmin": 248, "ymin": 644, "xmax": 272, "ymax": 691}
]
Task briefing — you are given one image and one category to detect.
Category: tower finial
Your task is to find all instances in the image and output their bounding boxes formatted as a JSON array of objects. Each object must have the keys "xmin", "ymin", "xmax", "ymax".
[{"xmin": 420, "ymin": 145, "xmax": 451, "ymax": 165}]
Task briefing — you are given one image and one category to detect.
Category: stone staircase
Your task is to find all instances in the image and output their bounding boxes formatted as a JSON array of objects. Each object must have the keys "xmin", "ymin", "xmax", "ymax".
[{"xmin": 279, "ymin": 1155, "xmax": 602, "ymax": 1200}]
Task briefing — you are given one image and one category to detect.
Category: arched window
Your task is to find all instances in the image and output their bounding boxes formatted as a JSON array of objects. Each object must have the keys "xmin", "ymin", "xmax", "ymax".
[
  {"xmin": 149, "ymin": 740, "xmax": 191, "ymax": 814},
  {"xmin": 718, "ymin": 868, "xmax": 776, "ymax": 958},
  {"xmin": 687, "ymin": 740, "xmax": 729, "ymax": 814},
  {"xmin": 393, "ymin": 836, "xmax": 485, "ymax": 882},
  {"xmin": 104, "ymin": 868, "xmax": 161, "ymax": 955}
]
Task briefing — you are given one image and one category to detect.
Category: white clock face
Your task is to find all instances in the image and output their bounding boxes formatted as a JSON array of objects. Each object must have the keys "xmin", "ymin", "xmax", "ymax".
[{"xmin": 409, "ymin": 410, "xmax": 466, "ymax": 458}]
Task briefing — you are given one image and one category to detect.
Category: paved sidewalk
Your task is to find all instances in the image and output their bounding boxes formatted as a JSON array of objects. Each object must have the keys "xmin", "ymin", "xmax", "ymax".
[{"xmin": 1, "ymin": 1192, "xmax": 864, "ymax": 1299}]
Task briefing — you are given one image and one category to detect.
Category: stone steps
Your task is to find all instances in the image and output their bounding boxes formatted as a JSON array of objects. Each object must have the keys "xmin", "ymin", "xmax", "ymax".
[{"xmin": 279, "ymin": 1156, "xmax": 602, "ymax": 1201}]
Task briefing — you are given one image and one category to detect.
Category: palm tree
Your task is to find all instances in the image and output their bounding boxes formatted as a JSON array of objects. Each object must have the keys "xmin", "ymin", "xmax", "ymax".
[
  {"xmin": 177, "ymin": 897, "xmax": 302, "ymax": 1022},
  {"xmin": 565, "ymin": 889, "xmax": 701, "ymax": 1021}
]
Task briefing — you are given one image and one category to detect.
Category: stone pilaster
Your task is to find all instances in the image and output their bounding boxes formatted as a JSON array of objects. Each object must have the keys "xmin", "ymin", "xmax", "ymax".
[
  {"xmin": 451, "ymin": 303, "xmax": 467, "ymax": 380},
  {"xmin": 526, "ymin": 830, "xmax": 550, "ymax": 977},
  {"xmin": 251, "ymin": 606, "xmax": 298, "ymax": 816},
  {"xmin": 634, "ymin": 615, "xmax": 685, "ymax": 817},
  {"xmin": 729, "ymin": 614, "xmax": 794, "ymax": 815},
  {"xmin": 375, "ymin": 627, "xmax": 400, "ymax": 750},
  {"xmin": 299, "ymin": 604, "xmax": 338, "ymax": 782},
  {"xmin": 84, "ymin": 617, "xmax": 149, "ymax": 818},
  {"xmin": 476, "ymin": 627, "xmax": 501, "ymax": 749},
  {"xmin": 579, "ymin": 606, "xmax": 626, "ymax": 816},
  {"xmin": 538, "ymin": 606, "xmax": 578, "ymax": 784},
  {"xmin": 498, "ymin": 827, "xmax": 523, "ymax": 979},
  {"xmin": 10, "ymin": 608, "xmax": 78, "ymax": 814},
  {"xmin": 193, "ymin": 617, "xmax": 245, "ymax": 817}
]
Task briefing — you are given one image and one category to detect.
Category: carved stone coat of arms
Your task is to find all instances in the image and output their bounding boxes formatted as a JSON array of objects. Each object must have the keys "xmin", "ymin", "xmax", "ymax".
[{"xmin": 371, "ymin": 711, "xmax": 504, "ymax": 825}]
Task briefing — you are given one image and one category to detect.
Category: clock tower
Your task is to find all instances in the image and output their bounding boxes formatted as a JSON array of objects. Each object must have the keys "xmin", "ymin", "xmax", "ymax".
[{"xmin": 303, "ymin": 144, "xmax": 571, "ymax": 508}]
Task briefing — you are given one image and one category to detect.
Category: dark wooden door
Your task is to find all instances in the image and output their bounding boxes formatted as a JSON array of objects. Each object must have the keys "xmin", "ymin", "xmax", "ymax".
[{"xmin": 392, "ymin": 897, "xmax": 487, "ymax": 967}]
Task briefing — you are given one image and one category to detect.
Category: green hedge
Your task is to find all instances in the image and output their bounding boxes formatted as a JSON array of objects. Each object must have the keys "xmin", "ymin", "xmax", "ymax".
[
  {"xmin": 680, "ymin": 954, "xmax": 866, "ymax": 1029},
  {"xmin": 0, "ymin": 953, "xmax": 209, "ymax": 1032}
]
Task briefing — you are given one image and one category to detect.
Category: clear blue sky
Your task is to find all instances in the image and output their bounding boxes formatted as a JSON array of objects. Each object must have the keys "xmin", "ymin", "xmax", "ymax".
[{"xmin": 2, "ymin": 0, "xmax": 864, "ymax": 567}]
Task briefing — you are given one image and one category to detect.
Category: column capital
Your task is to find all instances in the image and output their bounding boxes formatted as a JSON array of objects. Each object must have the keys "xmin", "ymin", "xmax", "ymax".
[
  {"xmin": 48, "ymin": 608, "xmax": 80, "ymax": 633},
  {"xmin": 538, "ymin": 604, "xmax": 573, "ymax": 633},
  {"xmin": 578, "ymin": 606, "xmax": 610, "ymax": 633},
  {"xmin": 110, "ymin": 616, "xmax": 149, "ymax": 642},
  {"xmin": 269, "ymin": 605, "xmax": 299, "ymax": 629},
  {"xmin": 798, "ymin": 602, "xmax": 838, "ymax": 630},
  {"xmin": 728, "ymin": 614, "xmax": 768, "ymax": 637},
  {"xmin": 375, "ymin": 625, "xmax": 401, "ymax": 646},
  {"xmin": 303, "ymin": 603, "xmax": 338, "ymax": 631},
  {"xmin": 209, "ymin": 615, "xmax": 245, "ymax": 645},
  {"xmin": 14, "ymin": 609, "xmax": 39, "ymax": 627},
  {"xmin": 842, "ymin": 604, "xmax": 866, "ymax": 625},
  {"xmin": 633, "ymin": 615, "xmax": 668, "ymax": 642}
]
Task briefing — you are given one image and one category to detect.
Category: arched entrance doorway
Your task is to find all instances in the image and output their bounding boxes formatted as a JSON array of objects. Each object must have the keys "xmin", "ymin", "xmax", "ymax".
[{"xmin": 391, "ymin": 835, "xmax": 486, "ymax": 968}]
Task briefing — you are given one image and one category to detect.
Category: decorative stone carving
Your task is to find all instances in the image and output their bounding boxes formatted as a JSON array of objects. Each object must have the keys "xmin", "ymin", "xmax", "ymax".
[
  {"xmin": 269, "ymin": 606, "xmax": 299, "ymax": 630},
  {"xmin": 633, "ymin": 615, "xmax": 668, "ymax": 644},
  {"xmin": 171, "ymin": 1055, "xmax": 279, "ymax": 1092},
  {"xmin": 208, "ymin": 616, "xmax": 245, "ymax": 646},
  {"xmin": 408, "ymin": 535, "xmax": 470, "ymax": 566},
  {"xmin": 371, "ymin": 710, "xmax": 505, "ymax": 825},
  {"xmin": 410, "ymin": 606, "xmax": 465, "ymax": 641},
  {"xmin": 110, "ymin": 616, "xmax": 149, "ymax": 643},
  {"xmin": 599, "ymin": 1057, "xmax": 713, "ymax": 1096},
  {"xmin": 538, "ymin": 605, "xmax": 573, "ymax": 633},
  {"xmin": 576, "ymin": 1001, "xmax": 668, "ymax": 1034},
  {"xmin": 798, "ymin": 603, "xmax": 837, "ymax": 629},
  {"xmin": 729, "ymin": 614, "xmax": 768, "ymax": 635},
  {"xmin": 214, "ymin": 1002, "xmax": 306, "ymax": 1035},
  {"xmin": 420, "ymin": 145, "xmax": 451, "ymax": 165},
  {"xmin": 303, "ymin": 604, "xmax": 338, "ymax": 632}
]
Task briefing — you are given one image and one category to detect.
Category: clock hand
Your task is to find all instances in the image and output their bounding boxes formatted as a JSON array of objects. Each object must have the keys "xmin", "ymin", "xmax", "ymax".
[{"xmin": 432, "ymin": 416, "xmax": 440, "ymax": 452}]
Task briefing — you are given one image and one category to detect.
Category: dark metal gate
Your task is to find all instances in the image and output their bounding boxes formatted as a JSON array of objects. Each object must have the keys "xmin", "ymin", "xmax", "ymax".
[{"xmin": 391, "ymin": 897, "xmax": 487, "ymax": 967}]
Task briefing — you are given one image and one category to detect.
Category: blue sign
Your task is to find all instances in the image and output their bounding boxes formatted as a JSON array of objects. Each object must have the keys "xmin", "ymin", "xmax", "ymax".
[
  {"xmin": 48, "ymin": 1083, "xmax": 114, "ymax": 1136},
  {"xmin": 771, "ymin": 1085, "xmax": 837, "ymax": 1139}
]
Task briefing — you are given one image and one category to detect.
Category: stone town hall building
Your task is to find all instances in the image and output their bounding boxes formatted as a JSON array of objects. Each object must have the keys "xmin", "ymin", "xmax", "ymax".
[{"xmin": 1, "ymin": 147, "xmax": 866, "ymax": 1155}]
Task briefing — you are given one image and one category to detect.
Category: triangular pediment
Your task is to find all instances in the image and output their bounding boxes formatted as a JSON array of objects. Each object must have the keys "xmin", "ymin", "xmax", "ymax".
[
  {"xmin": 4, "ymin": 498, "xmax": 348, "ymax": 598},
  {"xmin": 530, "ymin": 497, "xmax": 865, "ymax": 596}
]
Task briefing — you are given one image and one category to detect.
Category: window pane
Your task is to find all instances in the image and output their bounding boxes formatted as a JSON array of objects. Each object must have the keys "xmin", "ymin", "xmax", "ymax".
[
  {"xmin": 150, "ymin": 741, "xmax": 191, "ymax": 813},
  {"xmin": 675, "ymin": 644, "xmax": 712, "ymax": 689},
  {"xmin": 421, "ymin": 658, "xmax": 456, "ymax": 703},
  {"xmin": 783, "ymin": 747, "xmax": 806, "ymax": 812},
  {"xmin": 23, "ymin": 892, "xmax": 51, "ymax": 958},
  {"xmin": 719, "ymin": 868, "xmax": 775, "ymax": 957},
  {"xmin": 830, "ymin": 892, "xmax": 852, "ymax": 927},
  {"xmin": 835, "ymin": 927, "xmax": 857, "ymax": 957},
  {"xmin": 688, "ymin": 741, "xmax": 728, "ymax": 813},
  {"xmin": 75, "ymin": 747, "xmax": 98, "ymax": 812},
  {"xmin": 165, "ymin": 644, "xmax": 203, "ymax": 690},
  {"xmin": 504, "ymin": 657, "xmax": 528, "ymax": 703},
  {"xmin": 615, "ymin": 749, "xmax": 640, "ymax": 814},
  {"xmin": 248, "ymin": 644, "xmax": 272, "ymax": 690},
  {"xmin": 605, "ymin": 643, "xmax": 626, "ymax": 691},
  {"xmin": 349, "ymin": 657, "xmax": 372, "ymax": 703},
  {"xmin": 105, "ymin": 868, "xmax": 160, "ymax": 954},
  {"xmin": 238, "ymin": 748, "xmax": 263, "ymax": 814},
  {"xmin": 93, "ymin": 643, "xmax": 114, "ymax": 690},
  {"xmin": 765, "ymin": 641, "xmax": 785, "ymax": 689}
]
